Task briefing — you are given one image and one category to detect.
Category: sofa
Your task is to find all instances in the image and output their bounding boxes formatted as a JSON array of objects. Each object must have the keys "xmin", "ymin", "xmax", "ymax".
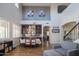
[{"xmin": 43, "ymin": 41, "xmax": 78, "ymax": 56}]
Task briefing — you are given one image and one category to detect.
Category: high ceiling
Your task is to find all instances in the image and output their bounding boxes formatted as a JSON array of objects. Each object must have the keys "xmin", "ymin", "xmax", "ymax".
[{"xmin": 21, "ymin": 3, "xmax": 70, "ymax": 6}]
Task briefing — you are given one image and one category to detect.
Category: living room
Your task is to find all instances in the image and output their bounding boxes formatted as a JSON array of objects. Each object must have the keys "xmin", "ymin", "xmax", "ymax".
[{"xmin": 0, "ymin": 3, "xmax": 79, "ymax": 56}]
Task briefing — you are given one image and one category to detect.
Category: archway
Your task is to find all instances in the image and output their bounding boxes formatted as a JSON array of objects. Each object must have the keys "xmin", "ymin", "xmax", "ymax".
[{"xmin": 62, "ymin": 21, "xmax": 77, "ymax": 41}]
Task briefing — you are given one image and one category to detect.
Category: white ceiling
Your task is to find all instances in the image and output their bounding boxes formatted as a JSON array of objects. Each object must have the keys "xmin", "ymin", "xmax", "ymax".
[
  {"xmin": 21, "ymin": 3, "xmax": 70, "ymax": 6},
  {"xmin": 21, "ymin": 3, "xmax": 51, "ymax": 6}
]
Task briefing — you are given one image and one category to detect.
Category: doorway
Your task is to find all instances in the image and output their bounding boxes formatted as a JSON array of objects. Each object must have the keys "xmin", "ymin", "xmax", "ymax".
[{"xmin": 43, "ymin": 26, "xmax": 50, "ymax": 50}]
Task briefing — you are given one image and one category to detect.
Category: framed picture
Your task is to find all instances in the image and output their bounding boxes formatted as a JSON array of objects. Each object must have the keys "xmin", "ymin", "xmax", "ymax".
[{"xmin": 52, "ymin": 26, "xmax": 60, "ymax": 33}]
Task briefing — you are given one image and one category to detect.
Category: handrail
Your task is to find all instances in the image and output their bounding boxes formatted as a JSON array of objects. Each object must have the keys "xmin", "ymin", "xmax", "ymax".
[{"xmin": 64, "ymin": 22, "xmax": 79, "ymax": 39}]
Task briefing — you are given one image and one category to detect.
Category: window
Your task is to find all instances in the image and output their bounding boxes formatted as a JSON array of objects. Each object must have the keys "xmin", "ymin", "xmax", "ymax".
[
  {"xmin": 5, "ymin": 21, "xmax": 10, "ymax": 38},
  {"xmin": 27, "ymin": 10, "xmax": 34, "ymax": 17},
  {"xmin": 22, "ymin": 6, "xmax": 50, "ymax": 20},
  {"xmin": 58, "ymin": 5, "xmax": 67, "ymax": 13},
  {"xmin": 15, "ymin": 3, "xmax": 19, "ymax": 8},
  {"xmin": 39, "ymin": 10, "xmax": 45, "ymax": 17},
  {"xmin": 0, "ymin": 26, "xmax": 5, "ymax": 38},
  {"xmin": 13, "ymin": 24, "xmax": 21, "ymax": 38},
  {"xmin": 0, "ymin": 20, "xmax": 10, "ymax": 38}
]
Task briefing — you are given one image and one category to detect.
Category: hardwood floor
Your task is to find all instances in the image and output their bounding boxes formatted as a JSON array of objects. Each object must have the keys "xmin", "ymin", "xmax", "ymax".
[
  {"xmin": 5, "ymin": 43, "xmax": 51, "ymax": 56},
  {"xmin": 6, "ymin": 46, "xmax": 44, "ymax": 56}
]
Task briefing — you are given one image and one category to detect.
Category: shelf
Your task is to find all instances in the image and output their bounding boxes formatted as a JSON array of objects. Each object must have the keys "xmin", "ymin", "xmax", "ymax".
[{"xmin": 22, "ymin": 24, "xmax": 42, "ymax": 35}]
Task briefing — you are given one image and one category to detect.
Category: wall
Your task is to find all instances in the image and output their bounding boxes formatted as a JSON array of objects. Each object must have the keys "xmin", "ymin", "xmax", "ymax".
[
  {"xmin": 22, "ymin": 6, "xmax": 50, "ymax": 20},
  {"xmin": 21, "ymin": 4, "xmax": 62, "ymax": 44},
  {"xmin": 21, "ymin": 3, "xmax": 79, "ymax": 44},
  {"xmin": 50, "ymin": 4, "xmax": 79, "ymax": 44},
  {"xmin": 20, "ymin": 20, "xmax": 51, "ymax": 36},
  {"xmin": 61, "ymin": 3, "xmax": 79, "ymax": 26},
  {"xmin": 50, "ymin": 4, "xmax": 61, "ymax": 44},
  {"xmin": 1, "ymin": 3, "xmax": 79, "ymax": 47},
  {"xmin": 0, "ymin": 3, "xmax": 21, "ymax": 47},
  {"xmin": 59, "ymin": 4, "xmax": 79, "ymax": 42}
]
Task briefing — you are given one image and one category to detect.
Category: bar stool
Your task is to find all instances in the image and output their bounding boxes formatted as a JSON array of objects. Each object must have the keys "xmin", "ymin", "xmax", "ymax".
[
  {"xmin": 36, "ymin": 39, "xmax": 41, "ymax": 47},
  {"xmin": 26, "ymin": 39, "xmax": 30, "ymax": 47},
  {"xmin": 20, "ymin": 38, "xmax": 26, "ymax": 47},
  {"xmin": 31, "ymin": 39, "xmax": 36, "ymax": 48},
  {"xmin": 20, "ymin": 39, "xmax": 25, "ymax": 44}
]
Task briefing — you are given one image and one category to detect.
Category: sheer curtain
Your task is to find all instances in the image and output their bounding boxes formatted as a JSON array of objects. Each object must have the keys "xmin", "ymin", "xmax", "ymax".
[{"xmin": 0, "ymin": 20, "xmax": 10, "ymax": 39}]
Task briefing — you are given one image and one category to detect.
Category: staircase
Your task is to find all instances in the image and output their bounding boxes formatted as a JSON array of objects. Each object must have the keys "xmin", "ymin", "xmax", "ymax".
[{"xmin": 64, "ymin": 22, "xmax": 79, "ymax": 41}]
